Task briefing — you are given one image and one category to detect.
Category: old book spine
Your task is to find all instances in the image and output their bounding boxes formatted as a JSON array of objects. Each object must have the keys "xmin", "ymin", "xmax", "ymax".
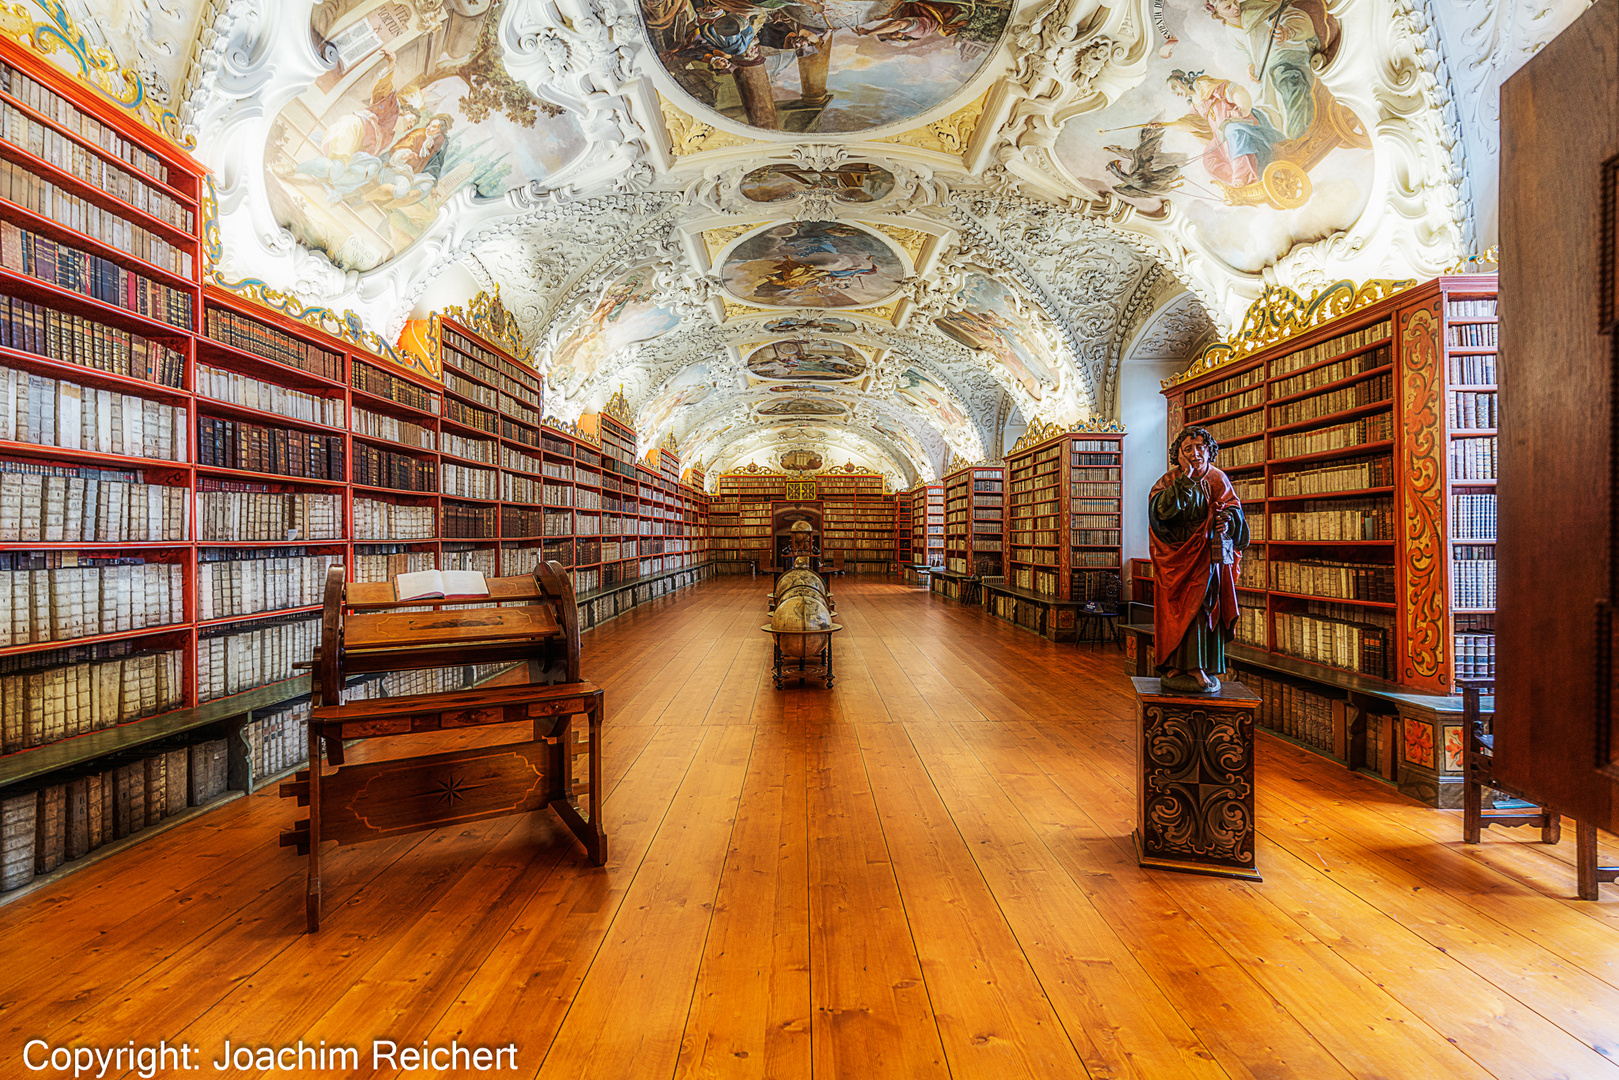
[
  {"xmin": 84, "ymin": 772, "xmax": 102, "ymax": 852},
  {"xmin": 64, "ymin": 778, "xmax": 88, "ymax": 860},
  {"xmin": 163, "ymin": 748, "xmax": 186, "ymax": 819},
  {"xmin": 143, "ymin": 753, "xmax": 165, "ymax": 826},
  {"xmin": 34, "ymin": 782, "xmax": 64, "ymax": 874},
  {"xmin": 112, "ymin": 762, "xmax": 134, "ymax": 839},
  {"xmin": 0, "ymin": 792, "xmax": 35, "ymax": 891}
]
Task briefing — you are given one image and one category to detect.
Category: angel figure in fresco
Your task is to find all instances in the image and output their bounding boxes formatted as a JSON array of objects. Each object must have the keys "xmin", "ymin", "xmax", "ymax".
[
  {"xmin": 1204, "ymin": 0, "xmax": 1340, "ymax": 141},
  {"xmin": 1150, "ymin": 69, "xmax": 1283, "ymax": 188}
]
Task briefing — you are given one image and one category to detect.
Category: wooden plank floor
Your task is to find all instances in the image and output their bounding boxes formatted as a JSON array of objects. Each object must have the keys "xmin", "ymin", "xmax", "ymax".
[{"xmin": 3, "ymin": 575, "xmax": 1617, "ymax": 1080}]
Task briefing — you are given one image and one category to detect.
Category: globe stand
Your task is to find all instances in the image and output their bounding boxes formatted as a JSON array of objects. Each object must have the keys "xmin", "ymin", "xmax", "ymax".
[{"xmin": 761, "ymin": 625, "xmax": 843, "ymax": 689}]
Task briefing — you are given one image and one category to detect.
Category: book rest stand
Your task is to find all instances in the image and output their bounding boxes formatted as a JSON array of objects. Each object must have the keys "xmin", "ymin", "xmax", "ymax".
[{"xmin": 280, "ymin": 561, "xmax": 604, "ymax": 932}]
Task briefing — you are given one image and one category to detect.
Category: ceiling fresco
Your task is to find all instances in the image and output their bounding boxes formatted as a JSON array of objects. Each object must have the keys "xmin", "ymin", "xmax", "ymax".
[
  {"xmin": 55, "ymin": 0, "xmax": 1582, "ymax": 488},
  {"xmin": 719, "ymin": 221, "xmax": 908, "ymax": 308},
  {"xmin": 745, "ymin": 341, "xmax": 868, "ymax": 381},
  {"xmin": 264, "ymin": 0, "xmax": 588, "ymax": 273},
  {"xmin": 640, "ymin": 0, "xmax": 1014, "ymax": 134},
  {"xmin": 1049, "ymin": 0, "xmax": 1374, "ymax": 274}
]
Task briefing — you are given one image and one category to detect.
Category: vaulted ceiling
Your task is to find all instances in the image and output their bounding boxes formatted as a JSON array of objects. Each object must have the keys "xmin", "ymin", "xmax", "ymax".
[{"xmin": 31, "ymin": 0, "xmax": 1588, "ymax": 486}]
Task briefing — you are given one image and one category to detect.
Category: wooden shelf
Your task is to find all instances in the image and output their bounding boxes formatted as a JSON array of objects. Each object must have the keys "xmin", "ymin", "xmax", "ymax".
[
  {"xmin": 195, "ymin": 395, "xmax": 345, "ymax": 435},
  {"xmin": 0, "ymin": 675, "xmax": 310, "ymax": 788},
  {"xmin": 1163, "ymin": 274, "xmax": 1497, "ymax": 701}
]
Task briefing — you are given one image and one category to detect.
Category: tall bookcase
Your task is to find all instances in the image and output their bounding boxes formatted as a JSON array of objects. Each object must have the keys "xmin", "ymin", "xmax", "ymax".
[
  {"xmin": 1159, "ymin": 275, "xmax": 1498, "ymax": 805},
  {"xmin": 0, "ymin": 27, "xmax": 718, "ymax": 891},
  {"xmin": 942, "ymin": 463, "xmax": 1004, "ymax": 579},
  {"xmin": 1004, "ymin": 428, "xmax": 1125, "ymax": 601},
  {"xmin": 820, "ymin": 469, "xmax": 893, "ymax": 571},
  {"xmin": 916, "ymin": 482, "xmax": 944, "ymax": 567},
  {"xmin": 709, "ymin": 467, "xmax": 896, "ymax": 572},
  {"xmin": 895, "ymin": 490, "xmax": 913, "ymax": 566}
]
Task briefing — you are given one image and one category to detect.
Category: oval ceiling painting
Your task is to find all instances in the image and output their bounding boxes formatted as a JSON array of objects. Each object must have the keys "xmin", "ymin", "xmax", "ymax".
[
  {"xmin": 266, "ymin": 0, "xmax": 587, "ymax": 273},
  {"xmin": 766, "ymin": 383, "xmax": 842, "ymax": 394},
  {"xmin": 763, "ymin": 314, "xmax": 863, "ymax": 336},
  {"xmin": 722, "ymin": 222, "xmax": 904, "ymax": 309},
  {"xmin": 741, "ymin": 163, "xmax": 896, "ymax": 203},
  {"xmin": 643, "ymin": 0, "xmax": 1011, "ymax": 133},
  {"xmin": 759, "ymin": 398, "xmax": 849, "ymax": 417},
  {"xmin": 746, "ymin": 340, "xmax": 868, "ymax": 381}
]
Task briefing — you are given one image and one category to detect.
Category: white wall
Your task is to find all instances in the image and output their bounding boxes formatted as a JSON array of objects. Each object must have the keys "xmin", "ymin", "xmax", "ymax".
[{"xmin": 1119, "ymin": 360, "xmax": 1184, "ymax": 588}]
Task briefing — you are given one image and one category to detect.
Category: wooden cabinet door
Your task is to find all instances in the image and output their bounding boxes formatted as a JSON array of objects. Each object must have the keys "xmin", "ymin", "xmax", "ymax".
[{"xmin": 1497, "ymin": 0, "xmax": 1619, "ymax": 829}]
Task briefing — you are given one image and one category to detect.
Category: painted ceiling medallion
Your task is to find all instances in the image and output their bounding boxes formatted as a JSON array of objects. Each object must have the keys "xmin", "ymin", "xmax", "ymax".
[
  {"xmin": 1050, "ymin": 0, "xmax": 1373, "ymax": 274},
  {"xmin": 741, "ymin": 163, "xmax": 896, "ymax": 203},
  {"xmin": 720, "ymin": 222, "xmax": 905, "ymax": 309},
  {"xmin": 761, "ymin": 314, "xmax": 864, "ymax": 335},
  {"xmin": 758, "ymin": 397, "xmax": 848, "ymax": 417},
  {"xmin": 745, "ymin": 340, "xmax": 868, "ymax": 381},
  {"xmin": 641, "ymin": 0, "xmax": 1013, "ymax": 134},
  {"xmin": 265, "ymin": 0, "xmax": 587, "ymax": 273}
]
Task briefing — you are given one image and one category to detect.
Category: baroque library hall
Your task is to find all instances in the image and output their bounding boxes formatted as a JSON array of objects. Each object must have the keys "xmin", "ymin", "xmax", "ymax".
[{"xmin": 0, "ymin": 0, "xmax": 1616, "ymax": 1077}]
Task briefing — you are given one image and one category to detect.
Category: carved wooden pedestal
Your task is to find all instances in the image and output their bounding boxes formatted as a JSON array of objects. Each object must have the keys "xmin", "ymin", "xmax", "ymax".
[{"xmin": 1131, "ymin": 677, "xmax": 1261, "ymax": 881}]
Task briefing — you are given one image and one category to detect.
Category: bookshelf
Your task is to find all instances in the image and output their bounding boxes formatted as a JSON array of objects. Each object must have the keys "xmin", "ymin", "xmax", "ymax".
[
  {"xmin": 944, "ymin": 463, "xmax": 1004, "ymax": 574},
  {"xmin": 0, "ymin": 32, "xmax": 719, "ymax": 892},
  {"xmin": 1004, "ymin": 428, "xmax": 1125, "ymax": 601},
  {"xmin": 710, "ymin": 467, "xmax": 897, "ymax": 573},
  {"xmin": 917, "ymin": 481, "xmax": 944, "ymax": 567},
  {"xmin": 819, "ymin": 469, "xmax": 893, "ymax": 572},
  {"xmin": 988, "ymin": 427, "xmax": 1125, "ymax": 640},
  {"xmin": 1158, "ymin": 275, "xmax": 1499, "ymax": 806},
  {"xmin": 896, "ymin": 489, "xmax": 913, "ymax": 567}
]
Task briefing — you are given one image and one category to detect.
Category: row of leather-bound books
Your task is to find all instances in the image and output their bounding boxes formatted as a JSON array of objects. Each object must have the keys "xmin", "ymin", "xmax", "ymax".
[{"xmin": 1, "ymin": 738, "xmax": 229, "ymax": 891}]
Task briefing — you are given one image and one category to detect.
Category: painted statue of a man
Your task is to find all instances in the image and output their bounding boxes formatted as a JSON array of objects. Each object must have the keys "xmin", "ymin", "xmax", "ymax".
[{"xmin": 1150, "ymin": 426, "xmax": 1249, "ymax": 693}]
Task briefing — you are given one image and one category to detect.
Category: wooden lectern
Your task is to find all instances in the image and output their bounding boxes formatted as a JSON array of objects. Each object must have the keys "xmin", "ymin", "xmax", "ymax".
[
  {"xmin": 280, "ymin": 561, "xmax": 605, "ymax": 932},
  {"xmin": 1131, "ymin": 677, "xmax": 1261, "ymax": 881}
]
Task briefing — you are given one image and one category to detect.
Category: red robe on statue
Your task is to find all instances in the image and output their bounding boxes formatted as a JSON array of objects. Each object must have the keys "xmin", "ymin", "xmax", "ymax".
[{"xmin": 1149, "ymin": 465, "xmax": 1244, "ymax": 668}]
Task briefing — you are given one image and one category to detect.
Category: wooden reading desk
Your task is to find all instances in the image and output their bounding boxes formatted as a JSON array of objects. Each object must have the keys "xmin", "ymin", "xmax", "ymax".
[{"xmin": 280, "ymin": 561, "xmax": 604, "ymax": 932}]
